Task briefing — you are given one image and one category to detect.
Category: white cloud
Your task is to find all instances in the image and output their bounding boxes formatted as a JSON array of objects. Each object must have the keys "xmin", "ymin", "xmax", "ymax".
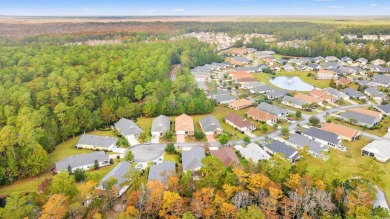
[{"xmin": 172, "ymin": 8, "xmax": 185, "ymax": 12}]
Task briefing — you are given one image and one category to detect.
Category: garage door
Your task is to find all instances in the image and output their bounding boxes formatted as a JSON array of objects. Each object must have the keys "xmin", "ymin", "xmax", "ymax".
[{"xmin": 176, "ymin": 134, "xmax": 185, "ymax": 143}]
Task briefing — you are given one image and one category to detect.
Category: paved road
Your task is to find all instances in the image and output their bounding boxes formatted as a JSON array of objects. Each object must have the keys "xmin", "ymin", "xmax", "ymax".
[{"xmin": 130, "ymin": 103, "xmax": 378, "ymax": 162}]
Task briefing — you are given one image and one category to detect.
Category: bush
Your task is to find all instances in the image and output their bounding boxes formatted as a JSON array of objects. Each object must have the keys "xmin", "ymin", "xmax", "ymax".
[
  {"xmin": 281, "ymin": 127, "xmax": 290, "ymax": 136},
  {"xmin": 194, "ymin": 131, "xmax": 205, "ymax": 140},
  {"xmin": 243, "ymin": 136, "xmax": 251, "ymax": 143},
  {"xmin": 309, "ymin": 116, "xmax": 320, "ymax": 125},
  {"xmin": 165, "ymin": 143, "xmax": 176, "ymax": 154},
  {"xmin": 74, "ymin": 169, "xmax": 86, "ymax": 182}
]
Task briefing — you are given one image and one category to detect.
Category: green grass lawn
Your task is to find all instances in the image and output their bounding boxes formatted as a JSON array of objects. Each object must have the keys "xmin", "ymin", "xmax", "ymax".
[
  {"xmin": 333, "ymin": 116, "xmax": 390, "ymax": 137},
  {"xmin": 306, "ymin": 137, "xmax": 390, "ymax": 203}
]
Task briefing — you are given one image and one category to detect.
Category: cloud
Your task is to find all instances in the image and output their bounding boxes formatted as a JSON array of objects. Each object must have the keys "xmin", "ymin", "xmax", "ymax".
[{"xmin": 172, "ymin": 8, "xmax": 185, "ymax": 12}]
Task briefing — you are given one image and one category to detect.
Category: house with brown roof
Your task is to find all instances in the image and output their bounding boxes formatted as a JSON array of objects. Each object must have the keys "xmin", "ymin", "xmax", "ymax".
[
  {"xmin": 230, "ymin": 48, "xmax": 248, "ymax": 56},
  {"xmin": 246, "ymin": 107, "xmax": 278, "ymax": 124},
  {"xmin": 294, "ymin": 93, "xmax": 320, "ymax": 104},
  {"xmin": 334, "ymin": 77, "xmax": 351, "ymax": 87},
  {"xmin": 309, "ymin": 89, "xmax": 338, "ymax": 103},
  {"xmin": 316, "ymin": 69, "xmax": 338, "ymax": 80},
  {"xmin": 225, "ymin": 113, "xmax": 256, "ymax": 132},
  {"xmin": 228, "ymin": 98, "xmax": 254, "ymax": 110},
  {"xmin": 175, "ymin": 114, "xmax": 194, "ymax": 136},
  {"xmin": 228, "ymin": 71, "xmax": 253, "ymax": 82},
  {"xmin": 321, "ymin": 123, "xmax": 362, "ymax": 141},
  {"xmin": 210, "ymin": 147, "xmax": 240, "ymax": 167}
]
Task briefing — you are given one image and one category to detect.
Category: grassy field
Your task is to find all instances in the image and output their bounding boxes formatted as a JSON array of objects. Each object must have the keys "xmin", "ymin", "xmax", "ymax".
[{"xmin": 306, "ymin": 137, "xmax": 390, "ymax": 202}]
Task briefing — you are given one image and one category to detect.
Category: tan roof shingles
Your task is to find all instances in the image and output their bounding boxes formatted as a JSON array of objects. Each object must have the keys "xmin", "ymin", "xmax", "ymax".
[
  {"xmin": 210, "ymin": 147, "xmax": 240, "ymax": 166},
  {"xmin": 225, "ymin": 112, "xmax": 253, "ymax": 128},
  {"xmin": 229, "ymin": 98, "xmax": 254, "ymax": 109},
  {"xmin": 247, "ymin": 107, "xmax": 277, "ymax": 122},
  {"xmin": 321, "ymin": 123, "xmax": 362, "ymax": 139},
  {"xmin": 175, "ymin": 114, "xmax": 194, "ymax": 132}
]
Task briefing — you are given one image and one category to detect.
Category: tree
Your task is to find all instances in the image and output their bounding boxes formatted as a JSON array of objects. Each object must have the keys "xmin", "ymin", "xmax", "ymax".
[
  {"xmin": 68, "ymin": 202, "xmax": 86, "ymax": 219},
  {"xmin": 0, "ymin": 193, "xmax": 37, "ymax": 219},
  {"xmin": 219, "ymin": 133, "xmax": 229, "ymax": 145},
  {"xmin": 237, "ymin": 206, "xmax": 265, "ymax": 219},
  {"xmin": 134, "ymin": 85, "xmax": 144, "ymax": 100},
  {"xmin": 94, "ymin": 160, "xmax": 99, "ymax": 170},
  {"xmin": 295, "ymin": 111, "xmax": 302, "ymax": 119},
  {"xmin": 74, "ymin": 168, "xmax": 86, "ymax": 182},
  {"xmin": 243, "ymin": 136, "xmax": 251, "ymax": 143},
  {"xmin": 309, "ymin": 116, "xmax": 320, "ymax": 125},
  {"xmin": 40, "ymin": 194, "xmax": 69, "ymax": 219},
  {"xmin": 194, "ymin": 130, "xmax": 205, "ymax": 140},
  {"xmin": 329, "ymin": 79, "xmax": 335, "ymax": 88},
  {"xmin": 281, "ymin": 127, "xmax": 290, "ymax": 136},
  {"xmin": 124, "ymin": 150, "xmax": 134, "ymax": 162},
  {"xmin": 182, "ymin": 211, "xmax": 196, "ymax": 219},
  {"xmin": 165, "ymin": 143, "xmax": 175, "ymax": 154},
  {"xmin": 159, "ymin": 191, "xmax": 185, "ymax": 218},
  {"xmin": 51, "ymin": 171, "xmax": 78, "ymax": 198},
  {"xmin": 200, "ymin": 156, "xmax": 226, "ymax": 188},
  {"xmin": 261, "ymin": 124, "xmax": 269, "ymax": 132},
  {"xmin": 164, "ymin": 130, "xmax": 174, "ymax": 142}
]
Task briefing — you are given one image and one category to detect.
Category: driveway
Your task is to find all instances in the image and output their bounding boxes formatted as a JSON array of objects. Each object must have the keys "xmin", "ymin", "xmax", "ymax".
[
  {"xmin": 129, "ymin": 144, "xmax": 167, "ymax": 162},
  {"xmin": 128, "ymin": 137, "xmax": 140, "ymax": 146},
  {"xmin": 151, "ymin": 133, "xmax": 160, "ymax": 143},
  {"xmin": 177, "ymin": 134, "xmax": 185, "ymax": 143},
  {"xmin": 206, "ymin": 134, "xmax": 216, "ymax": 143},
  {"xmin": 244, "ymin": 131, "xmax": 256, "ymax": 138}
]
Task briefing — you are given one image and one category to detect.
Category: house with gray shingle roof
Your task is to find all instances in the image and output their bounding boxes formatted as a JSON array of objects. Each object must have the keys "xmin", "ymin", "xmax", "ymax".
[
  {"xmin": 341, "ymin": 56, "xmax": 353, "ymax": 64},
  {"xmin": 148, "ymin": 161, "xmax": 176, "ymax": 184},
  {"xmin": 313, "ymin": 56, "xmax": 325, "ymax": 63},
  {"xmin": 325, "ymin": 87, "xmax": 349, "ymax": 100},
  {"xmin": 286, "ymin": 134, "xmax": 329, "ymax": 158},
  {"xmin": 356, "ymin": 57, "xmax": 368, "ymax": 65},
  {"xmin": 356, "ymin": 79, "xmax": 373, "ymax": 87},
  {"xmin": 56, "ymin": 151, "xmax": 110, "ymax": 173},
  {"xmin": 375, "ymin": 104, "xmax": 390, "ymax": 116},
  {"xmin": 250, "ymin": 85, "xmax": 275, "ymax": 94},
  {"xmin": 264, "ymin": 141, "xmax": 299, "ymax": 162},
  {"xmin": 283, "ymin": 64, "xmax": 295, "ymax": 72},
  {"xmin": 99, "ymin": 161, "xmax": 131, "ymax": 197},
  {"xmin": 307, "ymin": 63, "xmax": 321, "ymax": 71},
  {"xmin": 182, "ymin": 147, "xmax": 205, "ymax": 172},
  {"xmin": 76, "ymin": 134, "xmax": 118, "ymax": 151},
  {"xmin": 343, "ymin": 88, "xmax": 367, "ymax": 100},
  {"xmin": 372, "ymin": 75, "xmax": 390, "ymax": 88},
  {"xmin": 325, "ymin": 56, "xmax": 340, "ymax": 62},
  {"xmin": 281, "ymin": 96, "xmax": 308, "ymax": 110},
  {"xmin": 199, "ymin": 115, "xmax": 223, "ymax": 135},
  {"xmin": 361, "ymin": 140, "xmax": 390, "ymax": 162},
  {"xmin": 302, "ymin": 127, "xmax": 342, "ymax": 149},
  {"xmin": 151, "ymin": 115, "xmax": 171, "ymax": 139},
  {"xmin": 257, "ymin": 102, "xmax": 290, "ymax": 118},
  {"xmin": 364, "ymin": 87, "xmax": 388, "ymax": 104},
  {"xmin": 321, "ymin": 62, "xmax": 339, "ymax": 70},
  {"xmin": 266, "ymin": 89, "xmax": 288, "ymax": 99},
  {"xmin": 114, "ymin": 118, "xmax": 144, "ymax": 141},
  {"xmin": 234, "ymin": 143, "xmax": 271, "ymax": 163},
  {"xmin": 213, "ymin": 94, "xmax": 237, "ymax": 104},
  {"xmin": 340, "ymin": 111, "xmax": 381, "ymax": 128}
]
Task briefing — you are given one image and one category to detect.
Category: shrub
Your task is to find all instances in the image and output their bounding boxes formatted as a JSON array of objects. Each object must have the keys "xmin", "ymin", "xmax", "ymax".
[{"xmin": 165, "ymin": 143, "xmax": 176, "ymax": 154}]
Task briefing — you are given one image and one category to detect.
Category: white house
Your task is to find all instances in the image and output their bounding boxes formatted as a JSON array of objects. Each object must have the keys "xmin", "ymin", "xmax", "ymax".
[{"xmin": 55, "ymin": 151, "xmax": 110, "ymax": 173}]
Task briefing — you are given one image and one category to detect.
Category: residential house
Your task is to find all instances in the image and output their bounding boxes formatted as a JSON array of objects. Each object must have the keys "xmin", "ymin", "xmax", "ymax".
[
  {"xmin": 325, "ymin": 87, "xmax": 349, "ymax": 100},
  {"xmin": 182, "ymin": 147, "xmax": 206, "ymax": 172},
  {"xmin": 294, "ymin": 93, "xmax": 320, "ymax": 104},
  {"xmin": 99, "ymin": 161, "xmax": 131, "ymax": 197},
  {"xmin": 340, "ymin": 109, "xmax": 382, "ymax": 128},
  {"xmin": 302, "ymin": 127, "xmax": 343, "ymax": 149},
  {"xmin": 231, "ymin": 56, "xmax": 250, "ymax": 65},
  {"xmin": 344, "ymin": 34, "xmax": 358, "ymax": 40},
  {"xmin": 296, "ymin": 65, "xmax": 309, "ymax": 71},
  {"xmin": 148, "ymin": 162, "xmax": 176, "ymax": 184},
  {"xmin": 307, "ymin": 63, "xmax": 321, "ymax": 70},
  {"xmin": 214, "ymin": 94, "xmax": 237, "ymax": 104},
  {"xmin": 313, "ymin": 56, "xmax": 325, "ymax": 63},
  {"xmin": 363, "ymin": 35, "xmax": 378, "ymax": 41},
  {"xmin": 234, "ymin": 143, "xmax": 271, "ymax": 163},
  {"xmin": 334, "ymin": 77, "xmax": 352, "ymax": 87},
  {"xmin": 340, "ymin": 67, "xmax": 356, "ymax": 75},
  {"xmin": 228, "ymin": 98, "xmax": 254, "ymax": 110},
  {"xmin": 372, "ymin": 59, "xmax": 386, "ymax": 66},
  {"xmin": 265, "ymin": 89, "xmax": 288, "ymax": 99},
  {"xmin": 288, "ymin": 58, "xmax": 304, "ymax": 65},
  {"xmin": 380, "ymin": 35, "xmax": 390, "ymax": 41},
  {"xmin": 225, "ymin": 113, "xmax": 256, "ymax": 132},
  {"xmin": 263, "ymin": 58, "xmax": 275, "ymax": 66},
  {"xmin": 316, "ymin": 69, "xmax": 338, "ymax": 80},
  {"xmin": 356, "ymin": 58, "xmax": 368, "ymax": 65},
  {"xmin": 283, "ymin": 64, "xmax": 295, "ymax": 72},
  {"xmin": 350, "ymin": 66, "xmax": 366, "ymax": 75},
  {"xmin": 175, "ymin": 114, "xmax": 194, "ymax": 136},
  {"xmin": 372, "ymin": 75, "xmax": 390, "ymax": 87},
  {"xmin": 356, "ymin": 79, "xmax": 373, "ymax": 87},
  {"xmin": 199, "ymin": 115, "xmax": 223, "ymax": 135},
  {"xmin": 325, "ymin": 56, "xmax": 340, "ymax": 62},
  {"xmin": 375, "ymin": 104, "xmax": 390, "ymax": 116},
  {"xmin": 343, "ymin": 88, "xmax": 367, "ymax": 100},
  {"xmin": 257, "ymin": 102, "xmax": 289, "ymax": 118},
  {"xmin": 229, "ymin": 71, "xmax": 253, "ymax": 82},
  {"xmin": 151, "ymin": 115, "xmax": 171, "ymax": 140},
  {"xmin": 247, "ymin": 107, "xmax": 278, "ymax": 124},
  {"xmin": 361, "ymin": 140, "xmax": 390, "ymax": 162},
  {"xmin": 364, "ymin": 87, "xmax": 388, "ymax": 104},
  {"xmin": 229, "ymin": 48, "xmax": 248, "ymax": 56},
  {"xmin": 309, "ymin": 89, "xmax": 338, "ymax": 103},
  {"xmin": 211, "ymin": 147, "xmax": 240, "ymax": 167},
  {"xmin": 341, "ymin": 56, "xmax": 353, "ymax": 64},
  {"xmin": 321, "ymin": 123, "xmax": 362, "ymax": 141},
  {"xmin": 55, "ymin": 151, "xmax": 110, "ymax": 173},
  {"xmin": 114, "ymin": 118, "xmax": 144, "ymax": 143},
  {"xmin": 282, "ymin": 96, "xmax": 309, "ymax": 109},
  {"xmin": 241, "ymin": 81, "xmax": 265, "ymax": 89},
  {"xmin": 277, "ymin": 58, "xmax": 287, "ymax": 65},
  {"xmin": 321, "ymin": 62, "xmax": 340, "ymax": 70},
  {"xmin": 286, "ymin": 134, "xmax": 329, "ymax": 158},
  {"xmin": 237, "ymin": 78, "xmax": 258, "ymax": 84},
  {"xmin": 264, "ymin": 141, "xmax": 300, "ymax": 162},
  {"xmin": 250, "ymin": 85, "xmax": 275, "ymax": 94},
  {"xmin": 270, "ymin": 65, "xmax": 281, "ymax": 72},
  {"xmin": 76, "ymin": 134, "xmax": 118, "ymax": 151}
]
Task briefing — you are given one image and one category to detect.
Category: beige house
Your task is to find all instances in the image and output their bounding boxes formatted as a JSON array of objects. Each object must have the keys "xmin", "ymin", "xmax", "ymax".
[
  {"xmin": 316, "ymin": 70, "xmax": 338, "ymax": 80},
  {"xmin": 175, "ymin": 114, "xmax": 194, "ymax": 136}
]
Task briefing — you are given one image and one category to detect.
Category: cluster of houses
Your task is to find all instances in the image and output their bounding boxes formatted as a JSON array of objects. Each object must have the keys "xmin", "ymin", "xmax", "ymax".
[{"xmin": 343, "ymin": 34, "xmax": 390, "ymax": 41}]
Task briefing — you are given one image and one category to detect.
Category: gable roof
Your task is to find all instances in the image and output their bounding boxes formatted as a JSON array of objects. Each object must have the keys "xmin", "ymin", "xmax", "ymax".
[
  {"xmin": 199, "ymin": 115, "xmax": 222, "ymax": 132},
  {"xmin": 115, "ymin": 118, "xmax": 143, "ymax": 136},
  {"xmin": 287, "ymin": 134, "xmax": 328, "ymax": 155},
  {"xmin": 151, "ymin": 115, "xmax": 171, "ymax": 133},
  {"xmin": 229, "ymin": 98, "xmax": 254, "ymax": 108},
  {"xmin": 234, "ymin": 143, "xmax": 271, "ymax": 163},
  {"xmin": 182, "ymin": 147, "xmax": 205, "ymax": 172},
  {"xmin": 349, "ymin": 108, "xmax": 382, "ymax": 118},
  {"xmin": 210, "ymin": 147, "xmax": 240, "ymax": 166},
  {"xmin": 343, "ymin": 88, "xmax": 365, "ymax": 98},
  {"xmin": 56, "ymin": 151, "xmax": 109, "ymax": 172},
  {"xmin": 257, "ymin": 102, "xmax": 289, "ymax": 116},
  {"xmin": 247, "ymin": 107, "xmax": 278, "ymax": 121},
  {"xmin": 375, "ymin": 104, "xmax": 390, "ymax": 114},
  {"xmin": 77, "ymin": 134, "xmax": 117, "ymax": 148},
  {"xmin": 361, "ymin": 140, "xmax": 390, "ymax": 162},
  {"xmin": 309, "ymin": 89, "xmax": 337, "ymax": 101},
  {"xmin": 318, "ymin": 69, "xmax": 337, "ymax": 75},
  {"xmin": 340, "ymin": 111, "xmax": 378, "ymax": 126},
  {"xmin": 303, "ymin": 127, "xmax": 342, "ymax": 145},
  {"xmin": 250, "ymin": 85, "xmax": 275, "ymax": 93},
  {"xmin": 265, "ymin": 141, "xmax": 299, "ymax": 159},
  {"xmin": 365, "ymin": 87, "xmax": 386, "ymax": 98},
  {"xmin": 175, "ymin": 114, "xmax": 194, "ymax": 132},
  {"xmin": 294, "ymin": 93, "xmax": 318, "ymax": 104},
  {"xmin": 225, "ymin": 113, "xmax": 254, "ymax": 129},
  {"xmin": 325, "ymin": 87, "xmax": 348, "ymax": 99},
  {"xmin": 335, "ymin": 77, "xmax": 351, "ymax": 85},
  {"xmin": 321, "ymin": 123, "xmax": 362, "ymax": 139},
  {"xmin": 99, "ymin": 161, "xmax": 131, "ymax": 191},
  {"xmin": 148, "ymin": 162, "xmax": 176, "ymax": 184},
  {"xmin": 282, "ymin": 95, "xmax": 308, "ymax": 106}
]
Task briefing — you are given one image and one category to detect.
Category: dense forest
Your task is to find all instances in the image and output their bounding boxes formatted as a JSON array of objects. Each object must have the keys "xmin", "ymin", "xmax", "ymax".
[
  {"xmin": 0, "ymin": 36, "xmax": 221, "ymax": 185},
  {"xmin": 0, "ymin": 151, "xmax": 387, "ymax": 218}
]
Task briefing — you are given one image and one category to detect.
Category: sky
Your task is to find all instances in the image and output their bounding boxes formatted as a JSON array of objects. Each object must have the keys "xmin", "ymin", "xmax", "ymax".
[{"xmin": 0, "ymin": 0, "xmax": 390, "ymax": 16}]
